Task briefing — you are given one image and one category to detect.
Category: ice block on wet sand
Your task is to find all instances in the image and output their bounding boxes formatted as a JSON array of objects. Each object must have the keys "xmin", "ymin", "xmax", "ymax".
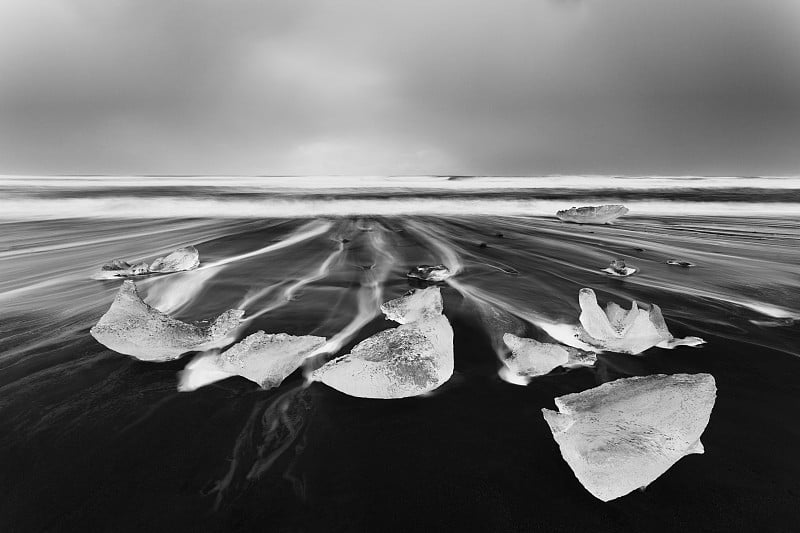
[{"xmin": 542, "ymin": 373, "xmax": 717, "ymax": 501}]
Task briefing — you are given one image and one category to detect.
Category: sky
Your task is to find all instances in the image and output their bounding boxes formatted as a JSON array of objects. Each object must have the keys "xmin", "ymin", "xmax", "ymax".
[{"xmin": 1, "ymin": 0, "xmax": 799, "ymax": 176}]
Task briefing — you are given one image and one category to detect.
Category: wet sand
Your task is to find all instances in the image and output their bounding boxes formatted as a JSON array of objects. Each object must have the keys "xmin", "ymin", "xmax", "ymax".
[{"xmin": 1, "ymin": 215, "xmax": 799, "ymax": 532}]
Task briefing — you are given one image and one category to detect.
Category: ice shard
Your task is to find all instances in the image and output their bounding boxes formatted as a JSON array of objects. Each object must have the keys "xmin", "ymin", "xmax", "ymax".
[
  {"xmin": 149, "ymin": 245, "xmax": 200, "ymax": 273},
  {"xmin": 178, "ymin": 331, "xmax": 327, "ymax": 391},
  {"xmin": 90, "ymin": 280, "xmax": 244, "ymax": 361},
  {"xmin": 576, "ymin": 288, "xmax": 704, "ymax": 354},
  {"xmin": 542, "ymin": 373, "xmax": 717, "ymax": 501},
  {"xmin": 556, "ymin": 205, "xmax": 629, "ymax": 224},
  {"xmin": 380, "ymin": 287, "xmax": 444, "ymax": 324},
  {"xmin": 312, "ymin": 287, "xmax": 454, "ymax": 399},
  {"xmin": 502, "ymin": 333, "xmax": 596, "ymax": 378}
]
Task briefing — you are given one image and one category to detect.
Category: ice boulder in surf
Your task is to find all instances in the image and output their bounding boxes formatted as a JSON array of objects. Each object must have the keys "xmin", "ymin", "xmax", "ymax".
[
  {"xmin": 90, "ymin": 280, "xmax": 244, "ymax": 361},
  {"xmin": 542, "ymin": 373, "xmax": 717, "ymax": 501},
  {"xmin": 556, "ymin": 205, "xmax": 629, "ymax": 225},
  {"xmin": 407, "ymin": 264, "xmax": 452, "ymax": 283},
  {"xmin": 178, "ymin": 331, "xmax": 327, "ymax": 391},
  {"xmin": 312, "ymin": 287, "xmax": 454, "ymax": 399},
  {"xmin": 149, "ymin": 246, "xmax": 200, "ymax": 273},
  {"xmin": 502, "ymin": 333, "xmax": 596, "ymax": 379},
  {"xmin": 576, "ymin": 288, "xmax": 704, "ymax": 354}
]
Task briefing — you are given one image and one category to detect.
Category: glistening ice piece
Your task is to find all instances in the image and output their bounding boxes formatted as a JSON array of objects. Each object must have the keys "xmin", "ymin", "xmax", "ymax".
[
  {"xmin": 542, "ymin": 373, "xmax": 717, "ymax": 501},
  {"xmin": 90, "ymin": 280, "xmax": 244, "ymax": 361}
]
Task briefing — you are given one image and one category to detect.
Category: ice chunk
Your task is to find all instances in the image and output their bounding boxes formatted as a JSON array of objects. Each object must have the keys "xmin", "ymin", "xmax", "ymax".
[
  {"xmin": 602, "ymin": 259, "xmax": 637, "ymax": 277},
  {"xmin": 556, "ymin": 205, "xmax": 629, "ymax": 224},
  {"xmin": 407, "ymin": 264, "xmax": 452, "ymax": 282},
  {"xmin": 502, "ymin": 333, "xmax": 596, "ymax": 378},
  {"xmin": 313, "ymin": 287, "xmax": 454, "ymax": 399},
  {"xmin": 92, "ymin": 245, "xmax": 200, "ymax": 279},
  {"xmin": 92, "ymin": 259, "xmax": 150, "ymax": 279},
  {"xmin": 380, "ymin": 286, "xmax": 443, "ymax": 324},
  {"xmin": 576, "ymin": 288, "xmax": 704, "ymax": 354},
  {"xmin": 542, "ymin": 373, "xmax": 717, "ymax": 501},
  {"xmin": 150, "ymin": 245, "xmax": 200, "ymax": 273},
  {"xmin": 90, "ymin": 280, "xmax": 244, "ymax": 361},
  {"xmin": 178, "ymin": 331, "xmax": 327, "ymax": 391}
]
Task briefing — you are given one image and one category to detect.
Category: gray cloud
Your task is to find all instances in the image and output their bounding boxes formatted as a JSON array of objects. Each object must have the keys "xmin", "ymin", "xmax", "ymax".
[{"xmin": 1, "ymin": 0, "xmax": 799, "ymax": 175}]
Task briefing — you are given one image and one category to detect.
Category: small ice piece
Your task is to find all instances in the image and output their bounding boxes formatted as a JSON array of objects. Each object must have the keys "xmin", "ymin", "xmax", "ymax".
[
  {"xmin": 556, "ymin": 205, "xmax": 629, "ymax": 225},
  {"xmin": 313, "ymin": 287, "xmax": 454, "ymax": 399},
  {"xmin": 542, "ymin": 373, "xmax": 717, "ymax": 501},
  {"xmin": 90, "ymin": 280, "xmax": 244, "ymax": 361},
  {"xmin": 666, "ymin": 259, "xmax": 695, "ymax": 268},
  {"xmin": 380, "ymin": 286, "xmax": 443, "ymax": 324},
  {"xmin": 602, "ymin": 259, "xmax": 637, "ymax": 277},
  {"xmin": 407, "ymin": 264, "xmax": 452, "ymax": 282},
  {"xmin": 502, "ymin": 333, "xmax": 596, "ymax": 378},
  {"xmin": 150, "ymin": 245, "xmax": 200, "ymax": 273},
  {"xmin": 576, "ymin": 288, "xmax": 704, "ymax": 354}
]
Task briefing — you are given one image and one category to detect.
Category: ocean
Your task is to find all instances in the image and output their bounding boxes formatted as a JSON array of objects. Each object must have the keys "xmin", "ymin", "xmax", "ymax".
[{"xmin": 1, "ymin": 176, "xmax": 799, "ymax": 531}]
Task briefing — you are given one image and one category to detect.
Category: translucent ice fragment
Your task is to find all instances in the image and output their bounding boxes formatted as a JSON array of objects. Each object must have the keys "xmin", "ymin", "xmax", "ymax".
[
  {"xmin": 576, "ymin": 288, "xmax": 704, "ymax": 354},
  {"xmin": 542, "ymin": 373, "xmax": 716, "ymax": 501},
  {"xmin": 90, "ymin": 280, "xmax": 244, "ymax": 361}
]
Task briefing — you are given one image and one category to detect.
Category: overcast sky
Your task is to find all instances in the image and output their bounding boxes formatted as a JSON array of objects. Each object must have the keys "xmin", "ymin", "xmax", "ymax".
[{"xmin": 1, "ymin": 0, "xmax": 799, "ymax": 176}]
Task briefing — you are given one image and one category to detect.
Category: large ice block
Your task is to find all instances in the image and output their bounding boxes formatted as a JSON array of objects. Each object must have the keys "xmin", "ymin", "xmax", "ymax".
[{"xmin": 542, "ymin": 373, "xmax": 717, "ymax": 501}]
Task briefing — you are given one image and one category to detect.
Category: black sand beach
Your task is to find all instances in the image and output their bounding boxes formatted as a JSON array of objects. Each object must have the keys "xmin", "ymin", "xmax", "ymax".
[{"xmin": 1, "ymin": 214, "xmax": 799, "ymax": 532}]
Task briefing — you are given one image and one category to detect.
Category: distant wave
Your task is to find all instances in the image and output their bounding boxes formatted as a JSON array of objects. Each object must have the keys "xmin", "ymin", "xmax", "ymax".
[
  {"xmin": 1, "ymin": 175, "xmax": 799, "ymax": 220},
  {"xmin": 1, "ymin": 197, "xmax": 799, "ymax": 220}
]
